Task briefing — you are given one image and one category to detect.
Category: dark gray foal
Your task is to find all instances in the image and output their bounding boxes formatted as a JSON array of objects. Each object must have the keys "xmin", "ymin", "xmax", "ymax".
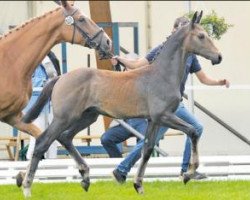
[{"xmin": 20, "ymin": 11, "xmax": 222, "ymax": 197}]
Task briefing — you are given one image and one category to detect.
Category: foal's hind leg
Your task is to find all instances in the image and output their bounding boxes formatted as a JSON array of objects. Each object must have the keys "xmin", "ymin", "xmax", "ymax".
[
  {"xmin": 57, "ymin": 111, "xmax": 99, "ymax": 192},
  {"xmin": 10, "ymin": 114, "xmax": 43, "ymax": 187},
  {"xmin": 159, "ymin": 113, "xmax": 199, "ymax": 184},
  {"xmin": 134, "ymin": 121, "xmax": 159, "ymax": 194},
  {"xmin": 22, "ymin": 119, "xmax": 68, "ymax": 197}
]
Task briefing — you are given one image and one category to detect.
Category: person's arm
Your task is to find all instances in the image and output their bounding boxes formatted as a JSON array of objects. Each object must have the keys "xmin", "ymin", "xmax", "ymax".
[
  {"xmin": 110, "ymin": 56, "xmax": 149, "ymax": 70},
  {"xmin": 110, "ymin": 44, "xmax": 162, "ymax": 70},
  {"xmin": 195, "ymin": 69, "xmax": 230, "ymax": 87}
]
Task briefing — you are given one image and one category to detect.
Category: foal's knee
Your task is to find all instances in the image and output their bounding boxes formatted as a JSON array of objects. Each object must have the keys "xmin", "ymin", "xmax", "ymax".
[
  {"xmin": 195, "ymin": 123, "xmax": 203, "ymax": 138},
  {"xmin": 187, "ymin": 126, "xmax": 198, "ymax": 141},
  {"xmin": 32, "ymin": 146, "xmax": 46, "ymax": 159},
  {"xmin": 189, "ymin": 123, "xmax": 203, "ymax": 143},
  {"xmin": 142, "ymin": 143, "xmax": 154, "ymax": 161},
  {"xmin": 32, "ymin": 138, "xmax": 50, "ymax": 159}
]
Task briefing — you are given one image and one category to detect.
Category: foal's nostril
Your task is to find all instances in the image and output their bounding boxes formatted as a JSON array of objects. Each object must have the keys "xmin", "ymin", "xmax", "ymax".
[
  {"xmin": 107, "ymin": 39, "xmax": 110, "ymax": 46},
  {"xmin": 218, "ymin": 54, "xmax": 222, "ymax": 63}
]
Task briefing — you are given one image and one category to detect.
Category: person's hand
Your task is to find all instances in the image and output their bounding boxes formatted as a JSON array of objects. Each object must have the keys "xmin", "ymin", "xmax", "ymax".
[
  {"xmin": 219, "ymin": 79, "xmax": 230, "ymax": 88},
  {"xmin": 110, "ymin": 56, "xmax": 119, "ymax": 66}
]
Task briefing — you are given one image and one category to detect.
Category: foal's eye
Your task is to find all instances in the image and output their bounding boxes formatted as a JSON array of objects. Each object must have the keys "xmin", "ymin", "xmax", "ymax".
[
  {"xmin": 78, "ymin": 17, "xmax": 86, "ymax": 23},
  {"xmin": 198, "ymin": 33, "xmax": 205, "ymax": 40}
]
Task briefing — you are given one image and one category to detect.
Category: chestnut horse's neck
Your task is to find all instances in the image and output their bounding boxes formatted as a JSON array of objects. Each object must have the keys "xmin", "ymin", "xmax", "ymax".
[{"xmin": 0, "ymin": 7, "xmax": 65, "ymax": 79}]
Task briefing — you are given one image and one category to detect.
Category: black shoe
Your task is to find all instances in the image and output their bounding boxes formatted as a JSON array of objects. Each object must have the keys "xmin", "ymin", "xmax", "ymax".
[
  {"xmin": 112, "ymin": 169, "xmax": 126, "ymax": 184},
  {"xmin": 16, "ymin": 171, "xmax": 25, "ymax": 187},
  {"xmin": 180, "ymin": 171, "xmax": 207, "ymax": 180},
  {"xmin": 192, "ymin": 171, "xmax": 207, "ymax": 180}
]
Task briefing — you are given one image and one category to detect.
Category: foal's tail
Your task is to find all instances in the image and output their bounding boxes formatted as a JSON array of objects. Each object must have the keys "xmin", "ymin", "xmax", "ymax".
[{"xmin": 22, "ymin": 76, "xmax": 60, "ymax": 123}]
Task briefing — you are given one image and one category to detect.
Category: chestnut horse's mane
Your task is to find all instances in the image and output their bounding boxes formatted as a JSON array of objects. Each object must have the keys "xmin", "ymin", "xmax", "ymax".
[{"xmin": 0, "ymin": 7, "xmax": 61, "ymax": 40}]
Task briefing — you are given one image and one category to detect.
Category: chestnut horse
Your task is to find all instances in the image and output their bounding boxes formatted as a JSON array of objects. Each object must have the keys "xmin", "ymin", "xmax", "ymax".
[
  {"xmin": 0, "ymin": 1, "xmax": 112, "ymax": 140},
  {"xmin": 21, "ymin": 11, "xmax": 222, "ymax": 196}
]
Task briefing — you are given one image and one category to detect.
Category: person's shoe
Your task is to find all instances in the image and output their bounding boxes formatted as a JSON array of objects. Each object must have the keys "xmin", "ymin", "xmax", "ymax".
[
  {"xmin": 192, "ymin": 171, "xmax": 207, "ymax": 180},
  {"xmin": 16, "ymin": 171, "xmax": 25, "ymax": 187},
  {"xmin": 179, "ymin": 171, "xmax": 207, "ymax": 181},
  {"xmin": 112, "ymin": 169, "xmax": 126, "ymax": 184},
  {"xmin": 179, "ymin": 171, "xmax": 185, "ymax": 181}
]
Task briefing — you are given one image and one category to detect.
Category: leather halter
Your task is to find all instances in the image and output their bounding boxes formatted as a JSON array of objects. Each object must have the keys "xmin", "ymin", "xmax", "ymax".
[{"xmin": 64, "ymin": 9, "xmax": 104, "ymax": 48}]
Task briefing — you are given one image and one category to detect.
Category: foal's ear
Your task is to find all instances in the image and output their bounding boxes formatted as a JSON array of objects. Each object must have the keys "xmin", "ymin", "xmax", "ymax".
[
  {"xmin": 191, "ymin": 11, "xmax": 198, "ymax": 29},
  {"xmin": 196, "ymin": 10, "xmax": 203, "ymax": 24},
  {"xmin": 61, "ymin": 1, "xmax": 69, "ymax": 8},
  {"xmin": 67, "ymin": 1, "xmax": 75, "ymax": 6},
  {"xmin": 54, "ymin": 1, "xmax": 62, "ymax": 5}
]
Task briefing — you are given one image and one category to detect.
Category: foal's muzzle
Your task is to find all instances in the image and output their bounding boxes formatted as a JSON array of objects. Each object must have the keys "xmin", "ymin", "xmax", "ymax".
[{"xmin": 211, "ymin": 53, "xmax": 222, "ymax": 65}]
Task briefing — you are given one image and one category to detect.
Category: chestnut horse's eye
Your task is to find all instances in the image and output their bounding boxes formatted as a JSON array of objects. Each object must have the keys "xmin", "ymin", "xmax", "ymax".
[
  {"xmin": 198, "ymin": 33, "xmax": 205, "ymax": 40},
  {"xmin": 78, "ymin": 17, "xmax": 86, "ymax": 23}
]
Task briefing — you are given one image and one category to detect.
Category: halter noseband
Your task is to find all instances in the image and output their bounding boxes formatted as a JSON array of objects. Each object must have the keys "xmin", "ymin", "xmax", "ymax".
[{"xmin": 64, "ymin": 9, "xmax": 104, "ymax": 48}]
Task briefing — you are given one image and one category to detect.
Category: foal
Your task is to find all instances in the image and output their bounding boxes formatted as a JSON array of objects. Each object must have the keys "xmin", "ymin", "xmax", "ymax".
[{"xmin": 21, "ymin": 11, "xmax": 222, "ymax": 196}]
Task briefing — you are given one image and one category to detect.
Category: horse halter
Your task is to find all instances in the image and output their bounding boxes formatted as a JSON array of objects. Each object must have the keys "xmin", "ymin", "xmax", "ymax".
[{"xmin": 64, "ymin": 9, "xmax": 104, "ymax": 49}]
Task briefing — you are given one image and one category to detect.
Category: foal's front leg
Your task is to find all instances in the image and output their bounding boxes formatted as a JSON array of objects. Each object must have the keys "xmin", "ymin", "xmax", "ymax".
[
  {"xmin": 134, "ymin": 121, "xmax": 159, "ymax": 194},
  {"xmin": 159, "ymin": 112, "xmax": 199, "ymax": 184}
]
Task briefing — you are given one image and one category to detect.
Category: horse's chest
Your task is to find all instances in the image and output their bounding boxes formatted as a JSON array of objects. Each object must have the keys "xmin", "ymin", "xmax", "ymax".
[{"xmin": 0, "ymin": 80, "xmax": 29, "ymax": 118}]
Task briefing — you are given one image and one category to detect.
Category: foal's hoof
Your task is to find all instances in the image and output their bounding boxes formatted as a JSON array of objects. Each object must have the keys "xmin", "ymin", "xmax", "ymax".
[
  {"xmin": 16, "ymin": 171, "xmax": 25, "ymax": 187},
  {"xmin": 81, "ymin": 179, "xmax": 90, "ymax": 192},
  {"xmin": 133, "ymin": 183, "xmax": 144, "ymax": 194},
  {"xmin": 183, "ymin": 173, "xmax": 191, "ymax": 185}
]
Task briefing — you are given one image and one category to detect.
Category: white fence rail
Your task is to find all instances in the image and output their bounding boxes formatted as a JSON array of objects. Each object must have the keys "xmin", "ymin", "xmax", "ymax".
[
  {"xmin": 185, "ymin": 84, "xmax": 250, "ymax": 90},
  {"xmin": 0, "ymin": 156, "xmax": 250, "ymax": 185}
]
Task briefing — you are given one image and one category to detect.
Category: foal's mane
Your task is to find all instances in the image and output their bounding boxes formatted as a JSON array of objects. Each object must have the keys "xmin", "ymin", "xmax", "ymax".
[
  {"xmin": 150, "ymin": 25, "xmax": 189, "ymax": 63},
  {"xmin": 0, "ymin": 7, "xmax": 61, "ymax": 40}
]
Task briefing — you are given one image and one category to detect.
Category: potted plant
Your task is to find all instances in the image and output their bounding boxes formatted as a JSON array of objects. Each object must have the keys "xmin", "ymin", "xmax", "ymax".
[{"xmin": 185, "ymin": 10, "xmax": 233, "ymax": 40}]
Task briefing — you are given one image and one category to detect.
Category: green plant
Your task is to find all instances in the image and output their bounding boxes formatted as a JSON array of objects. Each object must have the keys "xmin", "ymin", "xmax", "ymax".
[{"xmin": 185, "ymin": 10, "xmax": 233, "ymax": 40}]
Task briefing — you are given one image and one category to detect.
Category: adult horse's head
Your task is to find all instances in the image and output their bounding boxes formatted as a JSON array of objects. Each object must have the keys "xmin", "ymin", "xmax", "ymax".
[
  {"xmin": 55, "ymin": 1, "xmax": 112, "ymax": 59},
  {"xmin": 183, "ymin": 11, "xmax": 222, "ymax": 65}
]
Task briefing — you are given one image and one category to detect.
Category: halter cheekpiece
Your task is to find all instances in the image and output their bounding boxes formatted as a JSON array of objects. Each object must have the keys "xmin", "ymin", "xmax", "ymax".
[{"xmin": 63, "ymin": 8, "xmax": 104, "ymax": 48}]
